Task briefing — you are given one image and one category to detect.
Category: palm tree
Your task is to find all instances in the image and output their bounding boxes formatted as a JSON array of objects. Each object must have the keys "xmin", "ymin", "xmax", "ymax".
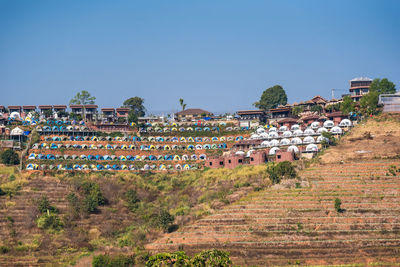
[{"xmin": 179, "ymin": 98, "xmax": 187, "ymax": 111}]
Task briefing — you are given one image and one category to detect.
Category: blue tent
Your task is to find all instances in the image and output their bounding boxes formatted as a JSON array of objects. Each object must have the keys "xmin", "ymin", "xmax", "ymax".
[
  {"xmin": 38, "ymin": 154, "xmax": 46, "ymax": 160},
  {"xmin": 50, "ymin": 143, "xmax": 58, "ymax": 149},
  {"xmin": 112, "ymin": 164, "xmax": 120, "ymax": 170},
  {"xmin": 195, "ymin": 137, "xmax": 202, "ymax": 142},
  {"xmin": 88, "ymin": 155, "xmax": 95, "ymax": 160},
  {"xmin": 97, "ymin": 164, "xmax": 104, "ymax": 170},
  {"xmin": 23, "ymin": 131, "xmax": 31, "ymax": 136},
  {"xmin": 164, "ymin": 155, "xmax": 173, "ymax": 160},
  {"xmin": 56, "ymin": 120, "xmax": 63, "ymax": 125},
  {"xmin": 47, "ymin": 154, "xmax": 55, "ymax": 160},
  {"xmin": 96, "ymin": 155, "xmax": 104, "ymax": 160},
  {"xmin": 149, "ymin": 155, "xmax": 157, "ymax": 161}
]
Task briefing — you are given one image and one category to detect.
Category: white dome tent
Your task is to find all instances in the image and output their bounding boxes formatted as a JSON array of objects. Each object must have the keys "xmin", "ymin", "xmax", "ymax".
[
  {"xmin": 269, "ymin": 127, "xmax": 277, "ymax": 132},
  {"xmin": 250, "ymin": 134, "xmax": 260, "ymax": 139},
  {"xmin": 256, "ymin": 127, "xmax": 265, "ymax": 134},
  {"xmin": 259, "ymin": 132, "xmax": 269, "ymax": 139},
  {"xmin": 323, "ymin": 120, "xmax": 334, "ymax": 128},
  {"xmin": 304, "ymin": 128, "xmax": 315, "ymax": 135},
  {"xmin": 291, "ymin": 124, "xmax": 300, "ymax": 131},
  {"xmin": 303, "ymin": 136, "xmax": 315, "ymax": 144},
  {"xmin": 287, "ymin": 145, "xmax": 299, "ymax": 153},
  {"xmin": 306, "ymin": 144, "xmax": 318, "ymax": 152},
  {"xmin": 339, "ymin": 119, "xmax": 352, "ymax": 127},
  {"xmin": 279, "ymin": 125, "xmax": 288, "ymax": 132},
  {"xmin": 290, "ymin": 137, "xmax": 302, "ymax": 145},
  {"xmin": 317, "ymin": 135, "xmax": 329, "ymax": 143},
  {"xmin": 310, "ymin": 121, "xmax": 320, "ymax": 129},
  {"xmin": 10, "ymin": 112, "xmax": 21, "ymax": 120},
  {"xmin": 317, "ymin": 127, "xmax": 328, "ymax": 134},
  {"xmin": 10, "ymin": 127, "xmax": 24, "ymax": 136},
  {"xmin": 280, "ymin": 138, "xmax": 290, "ymax": 146},
  {"xmin": 330, "ymin": 126, "xmax": 343, "ymax": 134},
  {"xmin": 282, "ymin": 131, "xmax": 293, "ymax": 138},
  {"xmin": 293, "ymin": 129, "xmax": 303, "ymax": 136},
  {"xmin": 269, "ymin": 147, "xmax": 280, "ymax": 155},
  {"xmin": 260, "ymin": 141, "xmax": 270, "ymax": 148},
  {"xmin": 235, "ymin": 151, "xmax": 245, "ymax": 156},
  {"xmin": 270, "ymin": 139, "xmax": 279, "ymax": 147},
  {"xmin": 268, "ymin": 131, "xmax": 279, "ymax": 139}
]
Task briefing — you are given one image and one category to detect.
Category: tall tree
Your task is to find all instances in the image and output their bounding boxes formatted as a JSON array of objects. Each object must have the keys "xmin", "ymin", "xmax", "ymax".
[
  {"xmin": 254, "ymin": 85, "xmax": 288, "ymax": 110},
  {"xmin": 360, "ymin": 91, "xmax": 380, "ymax": 116},
  {"xmin": 123, "ymin": 97, "xmax": 145, "ymax": 123},
  {"xmin": 69, "ymin": 90, "xmax": 96, "ymax": 121},
  {"xmin": 369, "ymin": 78, "xmax": 396, "ymax": 94},
  {"xmin": 179, "ymin": 98, "xmax": 187, "ymax": 111},
  {"xmin": 340, "ymin": 95, "xmax": 355, "ymax": 115}
]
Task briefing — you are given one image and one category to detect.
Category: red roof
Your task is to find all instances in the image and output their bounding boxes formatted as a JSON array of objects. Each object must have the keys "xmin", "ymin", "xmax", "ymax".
[
  {"xmin": 101, "ymin": 108, "xmax": 115, "ymax": 112},
  {"xmin": 269, "ymin": 107, "xmax": 292, "ymax": 112},
  {"xmin": 39, "ymin": 105, "xmax": 52, "ymax": 109},
  {"xmin": 326, "ymin": 111, "xmax": 346, "ymax": 118},
  {"xmin": 237, "ymin": 110, "xmax": 265, "ymax": 115},
  {"xmin": 53, "ymin": 105, "xmax": 67, "ymax": 109},
  {"xmin": 22, "ymin": 105, "xmax": 36, "ymax": 109},
  {"xmin": 116, "ymin": 107, "xmax": 130, "ymax": 112},
  {"xmin": 8, "ymin": 106, "xmax": 21, "ymax": 109}
]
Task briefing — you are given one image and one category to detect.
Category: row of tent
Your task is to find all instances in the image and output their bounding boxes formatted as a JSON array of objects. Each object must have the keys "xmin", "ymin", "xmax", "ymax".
[
  {"xmin": 35, "ymin": 125, "xmax": 89, "ymax": 131},
  {"xmin": 251, "ymin": 126, "xmax": 343, "ymax": 140},
  {"xmin": 28, "ymin": 153, "xmax": 207, "ymax": 161},
  {"xmin": 139, "ymin": 126, "xmax": 251, "ymax": 133},
  {"xmin": 255, "ymin": 119, "xmax": 352, "ymax": 134},
  {"xmin": 44, "ymin": 135, "xmax": 244, "ymax": 142},
  {"xmin": 143, "ymin": 122, "xmax": 229, "ymax": 127},
  {"xmin": 260, "ymin": 136, "xmax": 328, "ymax": 147},
  {"xmin": 32, "ymin": 143, "xmax": 228, "ymax": 150},
  {"xmin": 267, "ymin": 144, "xmax": 319, "ymax": 155},
  {"xmin": 26, "ymin": 163, "xmax": 195, "ymax": 171},
  {"xmin": 23, "ymin": 119, "xmax": 86, "ymax": 126}
]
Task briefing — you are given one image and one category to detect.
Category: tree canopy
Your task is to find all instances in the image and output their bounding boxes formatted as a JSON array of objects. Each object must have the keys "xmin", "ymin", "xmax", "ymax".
[
  {"xmin": 360, "ymin": 91, "xmax": 380, "ymax": 116},
  {"xmin": 340, "ymin": 95, "xmax": 355, "ymax": 115},
  {"xmin": 254, "ymin": 85, "xmax": 288, "ymax": 110},
  {"xmin": 369, "ymin": 78, "xmax": 396, "ymax": 95},
  {"xmin": 123, "ymin": 97, "xmax": 145, "ymax": 124},
  {"xmin": 69, "ymin": 90, "xmax": 96, "ymax": 105},
  {"xmin": 179, "ymin": 98, "xmax": 187, "ymax": 111}
]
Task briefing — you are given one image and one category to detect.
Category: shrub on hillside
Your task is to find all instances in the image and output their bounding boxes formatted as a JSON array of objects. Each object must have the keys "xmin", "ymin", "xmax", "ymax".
[
  {"xmin": 125, "ymin": 189, "xmax": 140, "ymax": 211},
  {"xmin": 145, "ymin": 249, "xmax": 232, "ymax": 267},
  {"xmin": 0, "ymin": 149, "xmax": 19, "ymax": 165},
  {"xmin": 191, "ymin": 249, "xmax": 232, "ymax": 267},
  {"xmin": 334, "ymin": 198, "xmax": 343, "ymax": 213},
  {"xmin": 77, "ymin": 181, "xmax": 106, "ymax": 213},
  {"xmin": 158, "ymin": 210, "xmax": 175, "ymax": 232},
  {"xmin": 146, "ymin": 251, "xmax": 190, "ymax": 267},
  {"xmin": 37, "ymin": 196, "xmax": 58, "ymax": 213},
  {"xmin": 0, "ymin": 246, "xmax": 9, "ymax": 254},
  {"xmin": 92, "ymin": 254, "xmax": 135, "ymax": 267},
  {"xmin": 266, "ymin": 161, "xmax": 297, "ymax": 184},
  {"xmin": 37, "ymin": 212, "xmax": 63, "ymax": 231}
]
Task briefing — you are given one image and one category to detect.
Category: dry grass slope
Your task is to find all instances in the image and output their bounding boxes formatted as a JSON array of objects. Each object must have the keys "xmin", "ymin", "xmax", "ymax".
[{"xmin": 146, "ymin": 115, "xmax": 400, "ymax": 266}]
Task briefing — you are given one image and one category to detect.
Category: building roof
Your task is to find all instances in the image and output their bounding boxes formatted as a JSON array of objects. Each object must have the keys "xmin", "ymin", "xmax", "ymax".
[
  {"xmin": 8, "ymin": 106, "xmax": 21, "ymax": 109},
  {"xmin": 22, "ymin": 105, "xmax": 36, "ymax": 109},
  {"xmin": 301, "ymin": 114, "xmax": 320, "ymax": 121},
  {"xmin": 269, "ymin": 106, "xmax": 292, "ymax": 112},
  {"xmin": 101, "ymin": 108, "xmax": 115, "ymax": 112},
  {"xmin": 326, "ymin": 111, "xmax": 346, "ymax": 118},
  {"xmin": 350, "ymin": 77, "xmax": 372, "ymax": 82},
  {"xmin": 39, "ymin": 105, "xmax": 52, "ymax": 109},
  {"xmin": 277, "ymin": 117, "xmax": 298, "ymax": 123},
  {"xmin": 53, "ymin": 105, "xmax": 67, "ymax": 109},
  {"xmin": 116, "ymin": 107, "xmax": 130, "ymax": 112},
  {"xmin": 175, "ymin": 108, "xmax": 212, "ymax": 116},
  {"xmin": 70, "ymin": 104, "xmax": 98, "ymax": 108},
  {"xmin": 237, "ymin": 110, "xmax": 265, "ymax": 115}
]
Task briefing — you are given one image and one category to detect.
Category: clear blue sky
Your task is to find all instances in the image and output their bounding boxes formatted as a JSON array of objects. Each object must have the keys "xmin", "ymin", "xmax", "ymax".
[{"xmin": 1, "ymin": 0, "xmax": 399, "ymax": 115}]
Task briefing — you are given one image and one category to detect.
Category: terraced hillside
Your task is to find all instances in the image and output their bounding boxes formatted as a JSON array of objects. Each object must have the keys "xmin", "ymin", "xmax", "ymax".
[{"xmin": 147, "ymin": 160, "xmax": 400, "ymax": 266}]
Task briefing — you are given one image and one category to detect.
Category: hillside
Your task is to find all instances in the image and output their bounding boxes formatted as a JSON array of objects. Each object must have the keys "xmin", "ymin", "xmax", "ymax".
[
  {"xmin": 146, "ymin": 115, "xmax": 400, "ymax": 266},
  {"xmin": 319, "ymin": 113, "xmax": 400, "ymax": 164}
]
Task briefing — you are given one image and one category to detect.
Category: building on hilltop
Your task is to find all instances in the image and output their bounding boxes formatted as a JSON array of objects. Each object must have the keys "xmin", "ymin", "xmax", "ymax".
[
  {"xmin": 236, "ymin": 110, "xmax": 267, "ymax": 127},
  {"xmin": 349, "ymin": 77, "xmax": 372, "ymax": 102},
  {"xmin": 379, "ymin": 92, "xmax": 400, "ymax": 113},
  {"xmin": 174, "ymin": 108, "xmax": 212, "ymax": 121}
]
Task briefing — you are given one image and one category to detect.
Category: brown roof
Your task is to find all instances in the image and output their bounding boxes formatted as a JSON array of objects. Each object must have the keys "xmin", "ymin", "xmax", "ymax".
[
  {"xmin": 101, "ymin": 108, "xmax": 115, "ymax": 112},
  {"xmin": 22, "ymin": 105, "xmax": 36, "ymax": 109},
  {"xmin": 175, "ymin": 108, "xmax": 212, "ymax": 116},
  {"xmin": 70, "ymin": 105, "xmax": 83, "ymax": 108},
  {"xmin": 301, "ymin": 114, "xmax": 320, "ymax": 121},
  {"xmin": 84, "ymin": 105, "xmax": 98, "ymax": 108},
  {"xmin": 277, "ymin": 117, "xmax": 298, "ymax": 123},
  {"xmin": 116, "ymin": 107, "xmax": 130, "ymax": 112},
  {"xmin": 0, "ymin": 106, "xmax": 4, "ymax": 109},
  {"xmin": 8, "ymin": 106, "xmax": 21, "ymax": 109},
  {"xmin": 269, "ymin": 106, "xmax": 292, "ymax": 112},
  {"xmin": 39, "ymin": 105, "xmax": 52, "ymax": 109},
  {"xmin": 237, "ymin": 110, "xmax": 265, "ymax": 115},
  {"xmin": 53, "ymin": 105, "xmax": 67, "ymax": 109}
]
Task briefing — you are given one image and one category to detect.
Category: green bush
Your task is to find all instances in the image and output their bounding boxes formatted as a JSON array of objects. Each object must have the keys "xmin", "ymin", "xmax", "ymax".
[
  {"xmin": 125, "ymin": 189, "xmax": 140, "ymax": 211},
  {"xmin": 37, "ymin": 196, "xmax": 58, "ymax": 213},
  {"xmin": 191, "ymin": 249, "xmax": 232, "ymax": 267},
  {"xmin": 266, "ymin": 161, "xmax": 297, "ymax": 184},
  {"xmin": 146, "ymin": 251, "xmax": 190, "ymax": 267},
  {"xmin": 78, "ymin": 181, "xmax": 106, "ymax": 213},
  {"xmin": 0, "ymin": 246, "xmax": 9, "ymax": 254},
  {"xmin": 0, "ymin": 149, "xmax": 20, "ymax": 165},
  {"xmin": 158, "ymin": 210, "xmax": 175, "ymax": 232},
  {"xmin": 92, "ymin": 254, "xmax": 135, "ymax": 267},
  {"xmin": 37, "ymin": 212, "xmax": 63, "ymax": 231},
  {"xmin": 334, "ymin": 198, "xmax": 343, "ymax": 213},
  {"xmin": 8, "ymin": 174, "xmax": 16, "ymax": 182}
]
